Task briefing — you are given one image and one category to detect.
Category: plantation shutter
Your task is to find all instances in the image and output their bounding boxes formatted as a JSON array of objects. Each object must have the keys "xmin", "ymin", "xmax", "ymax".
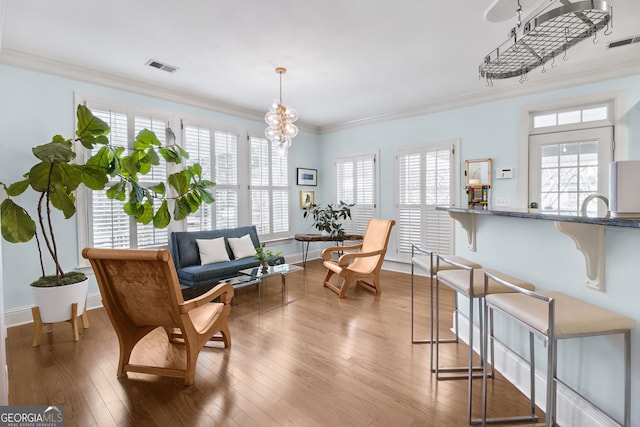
[
  {"xmin": 89, "ymin": 110, "xmax": 131, "ymax": 249},
  {"xmin": 249, "ymin": 135, "xmax": 290, "ymax": 239},
  {"xmin": 184, "ymin": 124, "xmax": 214, "ymax": 231},
  {"xmin": 396, "ymin": 144, "xmax": 453, "ymax": 256},
  {"xmin": 214, "ymin": 130, "xmax": 239, "ymax": 229},
  {"xmin": 134, "ymin": 115, "xmax": 168, "ymax": 247},
  {"xmin": 335, "ymin": 154, "xmax": 376, "ymax": 235}
]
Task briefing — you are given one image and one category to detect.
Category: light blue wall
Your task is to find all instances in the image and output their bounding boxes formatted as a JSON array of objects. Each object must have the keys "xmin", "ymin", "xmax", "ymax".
[
  {"xmin": 0, "ymin": 64, "xmax": 321, "ymax": 308},
  {"xmin": 318, "ymin": 72, "xmax": 640, "ymax": 424}
]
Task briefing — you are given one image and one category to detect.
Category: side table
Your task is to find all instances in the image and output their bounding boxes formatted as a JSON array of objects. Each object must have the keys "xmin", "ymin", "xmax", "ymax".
[{"xmin": 294, "ymin": 233, "xmax": 364, "ymax": 268}]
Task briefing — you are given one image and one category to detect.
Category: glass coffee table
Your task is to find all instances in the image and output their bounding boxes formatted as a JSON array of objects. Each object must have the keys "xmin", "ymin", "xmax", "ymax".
[{"xmin": 238, "ymin": 264, "xmax": 303, "ymax": 311}]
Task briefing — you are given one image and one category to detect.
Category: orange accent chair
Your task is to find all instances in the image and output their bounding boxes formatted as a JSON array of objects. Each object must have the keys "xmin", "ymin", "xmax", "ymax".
[
  {"xmin": 321, "ymin": 219, "xmax": 395, "ymax": 298},
  {"xmin": 82, "ymin": 248, "xmax": 233, "ymax": 385}
]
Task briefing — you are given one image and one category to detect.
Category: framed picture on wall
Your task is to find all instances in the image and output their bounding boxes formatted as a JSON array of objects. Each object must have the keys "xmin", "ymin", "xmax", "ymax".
[
  {"xmin": 300, "ymin": 190, "xmax": 315, "ymax": 209},
  {"xmin": 297, "ymin": 168, "xmax": 317, "ymax": 186}
]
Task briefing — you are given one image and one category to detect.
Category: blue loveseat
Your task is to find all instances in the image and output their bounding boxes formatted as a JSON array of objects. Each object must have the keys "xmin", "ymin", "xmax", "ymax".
[{"xmin": 168, "ymin": 226, "xmax": 284, "ymax": 293}]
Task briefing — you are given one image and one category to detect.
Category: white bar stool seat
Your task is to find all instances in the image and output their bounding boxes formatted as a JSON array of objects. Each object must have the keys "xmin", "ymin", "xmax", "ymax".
[
  {"xmin": 482, "ymin": 272, "xmax": 634, "ymax": 426},
  {"xmin": 435, "ymin": 257, "xmax": 535, "ymax": 425}
]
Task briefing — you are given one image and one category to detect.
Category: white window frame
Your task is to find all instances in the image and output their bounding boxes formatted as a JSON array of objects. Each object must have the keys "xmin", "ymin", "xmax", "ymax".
[
  {"xmin": 333, "ymin": 152, "xmax": 379, "ymax": 235},
  {"xmin": 248, "ymin": 133, "xmax": 291, "ymax": 241},
  {"xmin": 394, "ymin": 139, "xmax": 460, "ymax": 261},
  {"xmin": 518, "ymin": 91, "xmax": 627, "ymax": 209}
]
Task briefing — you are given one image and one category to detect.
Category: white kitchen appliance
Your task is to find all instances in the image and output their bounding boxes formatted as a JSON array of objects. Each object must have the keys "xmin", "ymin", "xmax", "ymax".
[{"xmin": 609, "ymin": 160, "xmax": 640, "ymax": 218}]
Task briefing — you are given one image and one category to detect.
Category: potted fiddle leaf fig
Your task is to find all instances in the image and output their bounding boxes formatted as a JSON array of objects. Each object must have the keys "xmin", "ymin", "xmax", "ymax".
[
  {"xmin": 302, "ymin": 201, "xmax": 353, "ymax": 240},
  {"xmin": 0, "ymin": 104, "xmax": 214, "ymax": 323}
]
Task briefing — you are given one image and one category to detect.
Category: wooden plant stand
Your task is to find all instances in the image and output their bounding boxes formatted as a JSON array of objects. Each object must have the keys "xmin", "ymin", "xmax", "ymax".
[{"xmin": 31, "ymin": 303, "xmax": 90, "ymax": 347}]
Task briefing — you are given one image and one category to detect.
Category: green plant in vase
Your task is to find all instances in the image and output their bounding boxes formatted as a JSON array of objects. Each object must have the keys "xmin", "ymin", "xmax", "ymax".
[
  {"xmin": 0, "ymin": 104, "xmax": 214, "ymax": 289},
  {"xmin": 302, "ymin": 201, "xmax": 353, "ymax": 240}
]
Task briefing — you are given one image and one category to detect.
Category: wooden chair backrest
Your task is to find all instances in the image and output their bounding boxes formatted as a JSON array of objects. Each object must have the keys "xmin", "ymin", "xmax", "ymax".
[
  {"xmin": 83, "ymin": 248, "xmax": 185, "ymax": 329},
  {"xmin": 351, "ymin": 219, "xmax": 395, "ymax": 273}
]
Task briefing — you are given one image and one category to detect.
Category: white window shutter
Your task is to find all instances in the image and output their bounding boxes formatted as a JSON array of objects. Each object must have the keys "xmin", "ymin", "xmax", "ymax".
[
  {"xmin": 396, "ymin": 145, "xmax": 453, "ymax": 256},
  {"xmin": 335, "ymin": 154, "xmax": 376, "ymax": 235}
]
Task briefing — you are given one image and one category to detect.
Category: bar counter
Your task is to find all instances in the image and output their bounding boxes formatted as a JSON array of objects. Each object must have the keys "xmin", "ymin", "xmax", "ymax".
[{"xmin": 435, "ymin": 206, "xmax": 640, "ymax": 291}]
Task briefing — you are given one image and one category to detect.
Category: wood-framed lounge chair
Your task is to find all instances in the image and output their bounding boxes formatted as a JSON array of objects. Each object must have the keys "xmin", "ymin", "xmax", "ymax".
[
  {"xmin": 82, "ymin": 247, "xmax": 233, "ymax": 385},
  {"xmin": 321, "ymin": 219, "xmax": 395, "ymax": 298}
]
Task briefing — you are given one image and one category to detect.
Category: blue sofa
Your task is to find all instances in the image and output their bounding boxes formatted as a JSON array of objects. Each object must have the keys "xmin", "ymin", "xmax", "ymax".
[{"xmin": 168, "ymin": 226, "xmax": 284, "ymax": 293}]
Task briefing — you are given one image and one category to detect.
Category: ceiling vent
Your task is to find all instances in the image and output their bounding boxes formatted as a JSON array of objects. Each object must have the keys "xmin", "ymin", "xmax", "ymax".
[
  {"xmin": 145, "ymin": 59, "xmax": 179, "ymax": 73},
  {"xmin": 607, "ymin": 35, "xmax": 640, "ymax": 49}
]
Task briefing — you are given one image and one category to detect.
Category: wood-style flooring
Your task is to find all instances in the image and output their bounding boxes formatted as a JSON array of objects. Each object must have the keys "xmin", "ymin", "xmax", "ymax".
[{"xmin": 6, "ymin": 260, "xmax": 544, "ymax": 426}]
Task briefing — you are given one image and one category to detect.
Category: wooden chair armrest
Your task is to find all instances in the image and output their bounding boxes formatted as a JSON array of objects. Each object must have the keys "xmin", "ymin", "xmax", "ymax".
[
  {"xmin": 337, "ymin": 249, "xmax": 384, "ymax": 266},
  {"xmin": 180, "ymin": 282, "xmax": 234, "ymax": 313},
  {"xmin": 321, "ymin": 243, "xmax": 363, "ymax": 260}
]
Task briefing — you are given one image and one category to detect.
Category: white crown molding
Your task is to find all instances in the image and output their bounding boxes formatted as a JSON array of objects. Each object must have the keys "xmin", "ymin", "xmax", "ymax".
[
  {"xmin": 0, "ymin": 48, "xmax": 321, "ymax": 135},
  {"xmin": 318, "ymin": 59, "xmax": 640, "ymax": 134}
]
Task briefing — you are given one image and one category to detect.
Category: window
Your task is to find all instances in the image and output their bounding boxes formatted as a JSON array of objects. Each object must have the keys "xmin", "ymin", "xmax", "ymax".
[
  {"xmin": 249, "ymin": 135, "xmax": 290, "ymax": 240},
  {"xmin": 88, "ymin": 108, "xmax": 171, "ymax": 249},
  {"xmin": 529, "ymin": 127, "xmax": 612, "ymax": 215},
  {"xmin": 531, "ymin": 103, "xmax": 610, "ymax": 130},
  {"xmin": 396, "ymin": 141, "xmax": 456, "ymax": 257},
  {"xmin": 528, "ymin": 100, "xmax": 614, "ymax": 215},
  {"xmin": 334, "ymin": 153, "xmax": 377, "ymax": 235},
  {"xmin": 183, "ymin": 124, "xmax": 240, "ymax": 231}
]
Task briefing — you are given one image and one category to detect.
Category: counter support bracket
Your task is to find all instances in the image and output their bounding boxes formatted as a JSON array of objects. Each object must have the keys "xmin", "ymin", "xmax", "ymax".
[
  {"xmin": 554, "ymin": 221, "xmax": 605, "ymax": 291},
  {"xmin": 449, "ymin": 212, "xmax": 476, "ymax": 251}
]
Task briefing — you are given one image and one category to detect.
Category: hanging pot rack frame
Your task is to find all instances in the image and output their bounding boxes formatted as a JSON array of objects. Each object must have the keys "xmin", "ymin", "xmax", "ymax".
[{"xmin": 479, "ymin": 0, "xmax": 612, "ymax": 81}]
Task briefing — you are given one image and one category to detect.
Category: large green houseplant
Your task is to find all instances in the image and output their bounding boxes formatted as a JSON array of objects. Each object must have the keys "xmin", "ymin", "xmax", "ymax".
[
  {"xmin": 0, "ymin": 105, "xmax": 214, "ymax": 291},
  {"xmin": 302, "ymin": 202, "xmax": 353, "ymax": 240}
]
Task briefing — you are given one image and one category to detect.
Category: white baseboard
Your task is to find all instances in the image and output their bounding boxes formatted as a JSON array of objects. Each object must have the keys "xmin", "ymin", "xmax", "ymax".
[
  {"xmin": 456, "ymin": 315, "xmax": 619, "ymax": 427},
  {"xmin": 5, "ymin": 292, "xmax": 103, "ymax": 328}
]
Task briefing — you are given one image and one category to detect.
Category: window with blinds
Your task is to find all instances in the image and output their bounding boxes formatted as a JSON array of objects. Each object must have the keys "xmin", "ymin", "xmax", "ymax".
[
  {"xmin": 183, "ymin": 125, "xmax": 240, "ymax": 231},
  {"xmin": 88, "ymin": 108, "xmax": 170, "ymax": 249},
  {"xmin": 334, "ymin": 154, "xmax": 376, "ymax": 235},
  {"xmin": 396, "ymin": 143, "xmax": 454, "ymax": 257},
  {"xmin": 249, "ymin": 135, "xmax": 290, "ymax": 239}
]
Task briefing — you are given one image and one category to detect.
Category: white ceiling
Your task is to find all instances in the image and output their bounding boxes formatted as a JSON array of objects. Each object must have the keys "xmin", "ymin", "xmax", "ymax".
[{"xmin": 1, "ymin": 0, "xmax": 639, "ymax": 132}]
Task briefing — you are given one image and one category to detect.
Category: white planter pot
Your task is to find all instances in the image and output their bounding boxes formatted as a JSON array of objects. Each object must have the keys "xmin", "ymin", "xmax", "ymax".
[{"xmin": 32, "ymin": 279, "xmax": 88, "ymax": 323}]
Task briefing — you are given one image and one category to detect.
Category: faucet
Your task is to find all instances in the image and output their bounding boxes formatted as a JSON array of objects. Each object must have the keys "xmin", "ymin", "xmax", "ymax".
[{"xmin": 580, "ymin": 193, "xmax": 610, "ymax": 217}]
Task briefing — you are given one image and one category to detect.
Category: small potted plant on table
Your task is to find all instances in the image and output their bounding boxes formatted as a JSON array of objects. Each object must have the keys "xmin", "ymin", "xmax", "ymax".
[{"xmin": 302, "ymin": 201, "xmax": 353, "ymax": 240}]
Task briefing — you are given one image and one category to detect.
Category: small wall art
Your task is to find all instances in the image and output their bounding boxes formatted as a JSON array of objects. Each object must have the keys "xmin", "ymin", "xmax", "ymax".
[
  {"xmin": 297, "ymin": 167, "xmax": 317, "ymax": 186},
  {"xmin": 300, "ymin": 190, "xmax": 315, "ymax": 209}
]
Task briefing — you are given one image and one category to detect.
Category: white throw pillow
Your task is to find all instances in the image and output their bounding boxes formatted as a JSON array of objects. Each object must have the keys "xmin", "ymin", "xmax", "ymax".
[
  {"xmin": 228, "ymin": 234, "xmax": 257, "ymax": 259},
  {"xmin": 196, "ymin": 237, "xmax": 231, "ymax": 265}
]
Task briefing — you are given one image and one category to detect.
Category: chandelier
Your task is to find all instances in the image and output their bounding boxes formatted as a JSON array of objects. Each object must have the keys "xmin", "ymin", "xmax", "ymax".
[
  {"xmin": 265, "ymin": 67, "xmax": 298, "ymax": 154},
  {"xmin": 479, "ymin": 0, "xmax": 612, "ymax": 83}
]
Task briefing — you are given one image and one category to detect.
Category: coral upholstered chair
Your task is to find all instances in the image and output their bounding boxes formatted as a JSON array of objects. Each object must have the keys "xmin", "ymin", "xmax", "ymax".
[
  {"xmin": 82, "ymin": 248, "xmax": 233, "ymax": 385},
  {"xmin": 321, "ymin": 219, "xmax": 395, "ymax": 298}
]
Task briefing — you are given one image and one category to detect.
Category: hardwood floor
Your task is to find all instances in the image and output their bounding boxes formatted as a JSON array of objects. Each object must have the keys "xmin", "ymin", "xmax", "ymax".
[{"xmin": 7, "ymin": 260, "xmax": 544, "ymax": 426}]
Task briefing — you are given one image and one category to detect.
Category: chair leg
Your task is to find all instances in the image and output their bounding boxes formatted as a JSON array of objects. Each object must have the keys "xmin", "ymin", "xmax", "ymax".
[
  {"xmin": 323, "ymin": 269, "xmax": 334, "ymax": 289},
  {"xmin": 184, "ymin": 339, "xmax": 199, "ymax": 386}
]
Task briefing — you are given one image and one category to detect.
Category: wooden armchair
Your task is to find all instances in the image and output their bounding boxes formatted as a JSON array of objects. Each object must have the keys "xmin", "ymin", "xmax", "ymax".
[
  {"xmin": 82, "ymin": 248, "xmax": 233, "ymax": 385},
  {"xmin": 321, "ymin": 219, "xmax": 395, "ymax": 298}
]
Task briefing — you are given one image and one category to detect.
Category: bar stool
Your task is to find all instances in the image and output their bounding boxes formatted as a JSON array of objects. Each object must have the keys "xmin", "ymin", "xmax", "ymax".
[
  {"xmin": 482, "ymin": 271, "xmax": 634, "ymax": 427},
  {"xmin": 410, "ymin": 244, "xmax": 481, "ymax": 372},
  {"xmin": 435, "ymin": 255, "xmax": 535, "ymax": 424}
]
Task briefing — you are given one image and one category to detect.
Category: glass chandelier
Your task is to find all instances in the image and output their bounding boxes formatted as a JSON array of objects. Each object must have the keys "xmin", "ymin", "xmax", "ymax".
[{"xmin": 265, "ymin": 67, "xmax": 298, "ymax": 155}]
